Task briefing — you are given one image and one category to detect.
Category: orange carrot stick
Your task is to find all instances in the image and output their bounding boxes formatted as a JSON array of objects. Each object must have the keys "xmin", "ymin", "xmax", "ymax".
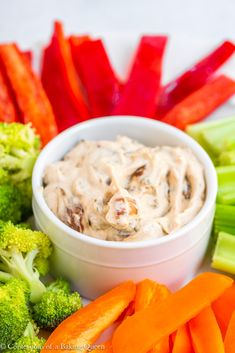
[
  {"xmin": 41, "ymin": 281, "xmax": 136, "ymax": 353},
  {"xmin": 212, "ymin": 284, "xmax": 235, "ymax": 338},
  {"xmin": 189, "ymin": 306, "xmax": 224, "ymax": 353},
  {"xmin": 0, "ymin": 44, "xmax": 58, "ymax": 145},
  {"xmin": 172, "ymin": 325, "xmax": 194, "ymax": 353},
  {"xmin": 135, "ymin": 279, "xmax": 170, "ymax": 353},
  {"xmin": 112, "ymin": 273, "xmax": 233, "ymax": 353},
  {"xmin": 224, "ymin": 311, "xmax": 235, "ymax": 353},
  {"xmin": 134, "ymin": 279, "xmax": 170, "ymax": 312}
]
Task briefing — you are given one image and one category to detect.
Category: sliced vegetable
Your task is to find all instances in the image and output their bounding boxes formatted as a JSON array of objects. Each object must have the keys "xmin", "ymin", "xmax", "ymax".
[
  {"xmin": 186, "ymin": 116, "xmax": 235, "ymax": 159},
  {"xmin": 189, "ymin": 306, "xmax": 224, "ymax": 353},
  {"xmin": 0, "ymin": 65, "xmax": 18, "ymax": 122},
  {"xmin": 162, "ymin": 75, "xmax": 235, "ymax": 130},
  {"xmin": 212, "ymin": 284, "xmax": 235, "ymax": 338},
  {"xmin": 216, "ymin": 166, "xmax": 235, "ymax": 205},
  {"xmin": 214, "ymin": 204, "xmax": 235, "ymax": 236},
  {"xmin": 41, "ymin": 281, "xmax": 136, "ymax": 353},
  {"xmin": 212, "ymin": 232, "xmax": 235, "ymax": 274},
  {"xmin": 0, "ymin": 44, "xmax": 58, "ymax": 145},
  {"xmin": 41, "ymin": 21, "xmax": 89, "ymax": 132},
  {"xmin": 70, "ymin": 38, "xmax": 120, "ymax": 117},
  {"xmin": 135, "ymin": 279, "xmax": 170, "ymax": 353},
  {"xmin": 69, "ymin": 35, "xmax": 90, "ymax": 47},
  {"xmin": 22, "ymin": 50, "xmax": 33, "ymax": 64},
  {"xmin": 224, "ymin": 311, "xmax": 235, "ymax": 353},
  {"xmin": 219, "ymin": 150, "xmax": 235, "ymax": 166},
  {"xmin": 134, "ymin": 278, "xmax": 170, "ymax": 312},
  {"xmin": 156, "ymin": 41, "xmax": 235, "ymax": 117},
  {"xmin": 172, "ymin": 325, "xmax": 194, "ymax": 353},
  {"xmin": 112, "ymin": 35, "xmax": 167, "ymax": 117},
  {"xmin": 112, "ymin": 273, "xmax": 233, "ymax": 353}
]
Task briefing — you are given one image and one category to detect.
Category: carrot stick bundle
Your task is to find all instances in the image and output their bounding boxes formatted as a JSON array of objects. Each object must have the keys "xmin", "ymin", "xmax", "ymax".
[{"xmin": 112, "ymin": 273, "xmax": 233, "ymax": 353}]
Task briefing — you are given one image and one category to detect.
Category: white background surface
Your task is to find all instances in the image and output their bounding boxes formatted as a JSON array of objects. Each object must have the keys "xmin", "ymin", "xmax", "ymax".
[
  {"xmin": 1, "ymin": 0, "xmax": 235, "ymax": 46},
  {"xmin": 1, "ymin": 0, "xmax": 235, "ymax": 118}
]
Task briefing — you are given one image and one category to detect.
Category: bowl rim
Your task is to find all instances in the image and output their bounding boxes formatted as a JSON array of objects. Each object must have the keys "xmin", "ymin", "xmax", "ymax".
[{"xmin": 32, "ymin": 116, "xmax": 218, "ymax": 250}]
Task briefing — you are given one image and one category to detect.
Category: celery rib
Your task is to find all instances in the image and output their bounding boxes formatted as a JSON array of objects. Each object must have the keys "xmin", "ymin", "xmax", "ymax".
[{"xmin": 212, "ymin": 232, "xmax": 235, "ymax": 274}]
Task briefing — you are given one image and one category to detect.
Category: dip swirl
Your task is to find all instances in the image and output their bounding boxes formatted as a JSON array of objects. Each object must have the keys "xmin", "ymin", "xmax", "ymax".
[{"xmin": 43, "ymin": 136, "xmax": 205, "ymax": 241}]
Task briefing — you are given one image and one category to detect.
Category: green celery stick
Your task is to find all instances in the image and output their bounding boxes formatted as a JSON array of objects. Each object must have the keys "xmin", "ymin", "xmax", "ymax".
[
  {"xmin": 187, "ymin": 117, "xmax": 235, "ymax": 161},
  {"xmin": 214, "ymin": 225, "xmax": 235, "ymax": 236},
  {"xmin": 212, "ymin": 232, "xmax": 235, "ymax": 274},
  {"xmin": 216, "ymin": 165, "xmax": 235, "ymax": 184},
  {"xmin": 216, "ymin": 166, "xmax": 235, "ymax": 204},
  {"xmin": 217, "ymin": 190, "xmax": 235, "ymax": 205},
  {"xmin": 202, "ymin": 121, "xmax": 235, "ymax": 156},
  {"xmin": 214, "ymin": 204, "xmax": 235, "ymax": 235},
  {"xmin": 187, "ymin": 116, "xmax": 235, "ymax": 140},
  {"xmin": 219, "ymin": 149, "xmax": 235, "ymax": 165},
  {"xmin": 215, "ymin": 203, "xmax": 235, "ymax": 217}
]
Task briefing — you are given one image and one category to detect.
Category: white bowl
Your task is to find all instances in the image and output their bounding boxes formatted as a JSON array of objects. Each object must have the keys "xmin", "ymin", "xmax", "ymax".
[{"xmin": 32, "ymin": 116, "xmax": 217, "ymax": 299}]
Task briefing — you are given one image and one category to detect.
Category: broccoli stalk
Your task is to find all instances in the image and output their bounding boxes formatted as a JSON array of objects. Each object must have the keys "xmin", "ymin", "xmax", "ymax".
[
  {"xmin": 0, "ymin": 222, "xmax": 52, "ymax": 303},
  {"xmin": 0, "ymin": 249, "xmax": 46, "ymax": 304},
  {"xmin": 3, "ymin": 321, "xmax": 46, "ymax": 353}
]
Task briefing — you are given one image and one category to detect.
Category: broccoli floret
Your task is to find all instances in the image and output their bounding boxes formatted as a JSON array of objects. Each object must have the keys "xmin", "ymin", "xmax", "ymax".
[
  {"xmin": 0, "ymin": 122, "xmax": 40, "ymax": 183},
  {"xmin": 0, "ymin": 184, "xmax": 23, "ymax": 223},
  {"xmin": 17, "ymin": 179, "xmax": 33, "ymax": 219},
  {"xmin": 0, "ymin": 278, "xmax": 30, "ymax": 346},
  {"xmin": 0, "ymin": 222, "xmax": 52, "ymax": 303},
  {"xmin": 0, "ymin": 122, "xmax": 40, "ymax": 221},
  {"xmin": 3, "ymin": 321, "xmax": 45, "ymax": 353},
  {"xmin": 33, "ymin": 279, "xmax": 82, "ymax": 329}
]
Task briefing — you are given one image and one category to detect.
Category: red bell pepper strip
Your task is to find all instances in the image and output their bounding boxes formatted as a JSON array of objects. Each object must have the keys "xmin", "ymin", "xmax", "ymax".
[
  {"xmin": 41, "ymin": 21, "xmax": 90, "ymax": 131},
  {"xmin": 112, "ymin": 35, "xmax": 167, "ymax": 117},
  {"xmin": 156, "ymin": 40, "xmax": 235, "ymax": 118},
  {"xmin": 70, "ymin": 38, "xmax": 121, "ymax": 118},
  {"xmin": 69, "ymin": 34, "xmax": 90, "ymax": 47},
  {"xmin": 0, "ymin": 43, "xmax": 58, "ymax": 145},
  {"xmin": 0, "ymin": 64, "xmax": 18, "ymax": 122},
  {"xmin": 161, "ymin": 75, "xmax": 235, "ymax": 130},
  {"xmin": 22, "ymin": 50, "xmax": 33, "ymax": 64}
]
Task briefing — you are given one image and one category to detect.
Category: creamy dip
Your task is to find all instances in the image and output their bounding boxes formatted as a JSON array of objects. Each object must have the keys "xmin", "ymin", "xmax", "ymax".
[{"xmin": 43, "ymin": 136, "xmax": 205, "ymax": 241}]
